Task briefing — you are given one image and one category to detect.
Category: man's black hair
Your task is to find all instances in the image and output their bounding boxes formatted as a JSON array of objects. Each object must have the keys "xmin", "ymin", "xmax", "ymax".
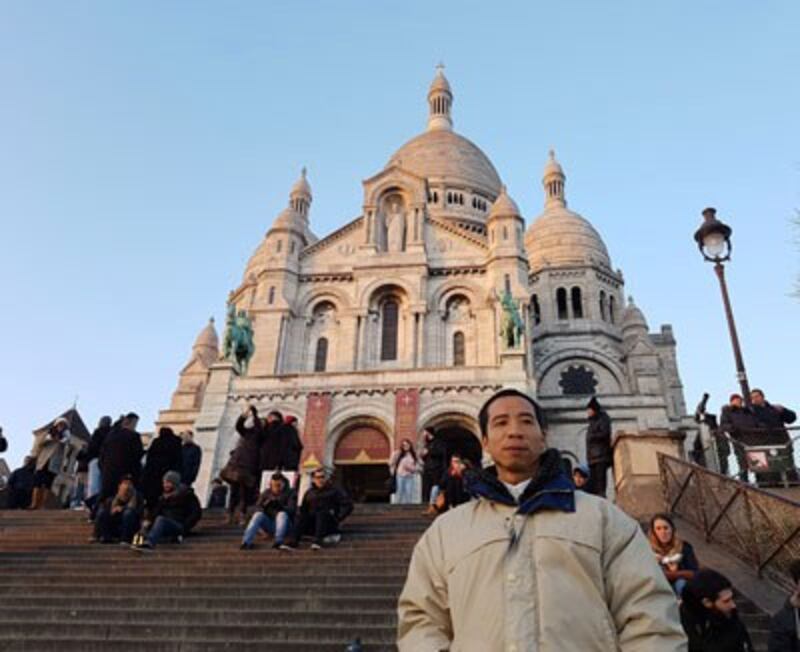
[
  {"xmin": 478, "ymin": 388, "xmax": 547, "ymax": 438},
  {"xmin": 125, "ymin": 412, "xmax": 139, "ymax": 421},
  {"xmin": 687, "ymin": 569, "xmax": 732, "ymax": 603}
]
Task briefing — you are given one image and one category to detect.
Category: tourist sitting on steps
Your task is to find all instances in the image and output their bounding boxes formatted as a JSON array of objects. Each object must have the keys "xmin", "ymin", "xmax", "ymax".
[
  {"xmin": 680, "ymin": 569, "xmax": 753, "ymax": 651},
  {"xmin": 768, "ymin": 558, "xmax": 800, "ymax": 652},
  {"xmin": 132, "ymin": 471, "xmax": 202, "ymax": 551},
  {"xmin": 282, "ymin": 467, "xmax": 353, "ymax": 551},
  {"xmin": 92, "ymin": 475, "xmax": 142, "ymax": 544},
  {"xmin": 240, "ymin": 472, "xmax": 296, "ymax": 550},
  {"xmin": 648, "ymin": 513, "xmax": 700, "ymax": 597},
  {"xmin": 572, "ymin": 464, "xmax": 591, "ymax": 491}
]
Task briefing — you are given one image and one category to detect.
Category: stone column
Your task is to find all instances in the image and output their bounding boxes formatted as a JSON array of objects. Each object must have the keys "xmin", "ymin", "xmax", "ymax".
[{"xmin": 302, "ymin": 392, "xmax": 333, "ymax": 471}]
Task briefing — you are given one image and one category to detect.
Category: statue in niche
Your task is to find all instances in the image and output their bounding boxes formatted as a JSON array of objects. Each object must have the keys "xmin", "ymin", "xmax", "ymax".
[{"xmin": 385, "ymin": 198, "xmax": 406, "ymax": 252}]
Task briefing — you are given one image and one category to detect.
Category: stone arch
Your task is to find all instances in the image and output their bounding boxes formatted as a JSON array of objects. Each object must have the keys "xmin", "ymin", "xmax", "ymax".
[
  {"xmin": 429, "ymin": 279, "xmax": 483, "ymax": 313},
  {"xmin": 358, "ymin": 276, "xmax": 416, "ymax": 309},
  {"xmin": 297, "ymin": 286, "xmax": 352, "ymax": 318},
  {"xmin": 537, "ymin": 349, "xmax": 628, "ymax": 396},
  {"xmin": 325, "ymin": 402, "xmax": 396, "ymax": 466},
  {"xmin": 419, "ymin": 405, "xmax": 482, "ymax": 467},
  {"xmin": 363, "ymin": 171, "xmax": 427, "ymax": 208}
]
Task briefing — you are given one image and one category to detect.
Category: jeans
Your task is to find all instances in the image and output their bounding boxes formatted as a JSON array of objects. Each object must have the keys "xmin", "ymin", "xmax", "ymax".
[
  {"xmin": 673, "ymin": 578, "xmax": 688, "ymax": 597},
  {"xmin": 70, "ymin": 475, "xmax": 87, "ymax": 508},
  {"xmin": 429, "ymin": 485, "xmax": 441, "ymax": 506},
  {"xmin": 95, "ymin": 507, "xmax": 140, "ymax": 543},
  {"xmin": 146, "ymin": 516, "xmax": 184, "ymax": 547},
  {"xmin": 395, "ymin": 474, "xmax": 415, "ymax": 504},
  {"xmin": 242, "ymin": 511, "xmax": 290, "ymax": 546},
  {"xmin": 87, "ymin": 459, "xmax": 102, "ymax": 498}
]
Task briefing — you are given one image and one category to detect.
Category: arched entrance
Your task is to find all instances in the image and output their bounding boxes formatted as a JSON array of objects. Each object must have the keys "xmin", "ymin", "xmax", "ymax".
[
  {"xmin": 422, "ymin": 414, "xmax": 482, "ymax": 468},
  {"xmin": 333, "ymin": 424, "xmax": 391, "ymax": 503}
]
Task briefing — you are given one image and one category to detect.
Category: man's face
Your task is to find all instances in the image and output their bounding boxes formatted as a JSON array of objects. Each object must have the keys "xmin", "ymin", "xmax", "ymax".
[
  {"xmin": 730, "ymin": 396, "xmax": 743, "ymax": 408},
  {"xmin": 587, "ymin": 407, "xmax": 596, "ymax": 418},
  {"xmin": 750, "ymin": 391, "xmax": 765, "ymax": 406},
  {"xmin": 127, "ymin": 417, "xmax": 139, "ymax": 430},
  {"xmin": 312, "ymin": 472, "xmax": 326, "ymax": 488},
  {"xmin": 482, "ymin": 396, "xmax": 545, "ymax": 478},
  {"xmin": 117, "ymin": 480, "xmax": 132, "ymax": 496},
  {"xmin": 270, "ymin": 479, "xmax": 284, "ymax": 494},
  {"xmin": 162, "ymin": 479, "xmax": 176, "ymax": 494},
  {"xmin": 573, "ymin": 471, "xmax": 588, "ymax": 488},
  {"xmin": 704, "ymin": 588, "xmax": 736, "ymax": 618}
]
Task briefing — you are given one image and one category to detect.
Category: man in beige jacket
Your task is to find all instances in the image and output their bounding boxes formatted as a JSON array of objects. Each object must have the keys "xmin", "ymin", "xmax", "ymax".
[{"xmin": 397, "ymin": 388, "xmax": 687, "ymax": 651}]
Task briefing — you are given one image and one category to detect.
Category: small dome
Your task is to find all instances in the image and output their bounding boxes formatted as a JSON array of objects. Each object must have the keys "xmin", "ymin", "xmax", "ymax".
[
  {"xmin": 193, "ymin": 318, "xmax": 219, "ymax": 366},
  {"xmin": 525, "ymin": 206, "xmax": 612, "ymax": 271},
  {"xmin": 428, "ymin": 66, "xmax": 452, "ymax": 95},
  {"xmin": 543, "ymin": 149, "xmax": 564, "ymax": 179},
  {"xmin": 290, "ymin": 167, "xmax": 311, "ymax": 198},
  {"xmin": 489, "ymin": 186, "xmax": 520, "ymax": 218},
  {"xmin": 271, "ymin": 206, "xmax": 303, "ymax": 231},
  {"xmin": 387, "ymin": 130, "xmax": 502, "ymax": 198},
  {"xmin": 621, "ymin": 297, "xmax": 648, "ymax": 332}
]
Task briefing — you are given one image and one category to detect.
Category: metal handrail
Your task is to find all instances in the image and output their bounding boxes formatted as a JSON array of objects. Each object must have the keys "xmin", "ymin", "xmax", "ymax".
[{"xmin": 658, "ymin": 452, "xmax": 800, "ymax": 591}]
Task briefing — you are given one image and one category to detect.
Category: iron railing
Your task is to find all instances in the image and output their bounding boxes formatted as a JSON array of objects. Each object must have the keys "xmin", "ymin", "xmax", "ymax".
[{"xmin": 658, "ymin": 452, "xmax": 800, "ymax": 591}]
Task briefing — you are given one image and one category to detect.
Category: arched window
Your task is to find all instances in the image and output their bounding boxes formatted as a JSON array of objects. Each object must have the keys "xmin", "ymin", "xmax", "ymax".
[
  {"xmin": 532, "ymin": 294, "xmax": 541, "ymax": 325},
  {"xmin": 556, "ymin": 288, "xmax": 568, "ymax": 320},
  {"xmin": 290, "ymin": 240, "xmax": 296, "ymax": 254},
  {"xmin": 453, "ymin": 331, "xmax": 465, "ymax": 367},
  {"xmin": 503, "ymin": 226, "xmax": 508, "ymax": 240},
  {"xmin": 609, "ymin": 296, "xmax": 616, "ymax": 324},
  {"xmin": 314, "ymin": 337, "xmax": 328, "ymax": 372},
  {"xmin": 380, "ymin": 299, "xmax": 399, "ymax": 361},
  {"xmin": 268, "ymin": 286, "xmax": 276, "ymax": 305},
  {"xmin": 599, "ymin": 291, "xmax": 607, "ymax": 321},
  {"xmin": 571, "ymin": 287, "xmax": 583, "ymax": 319},
  {"xmin": 276, "ymin": 240, "xmax": 282, "ymax": 253}
]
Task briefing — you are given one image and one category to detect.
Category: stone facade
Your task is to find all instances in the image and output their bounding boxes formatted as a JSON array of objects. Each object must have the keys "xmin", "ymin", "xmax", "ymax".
[{"xmin": 158, "ymin": 68, "xmax": 692, "ymax": 502}]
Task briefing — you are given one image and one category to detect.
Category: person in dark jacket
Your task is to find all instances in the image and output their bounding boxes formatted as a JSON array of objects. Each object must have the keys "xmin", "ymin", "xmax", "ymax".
[
  {"xmin": 420, "ymin": 429, "xmax": 447, "ymax": 510},
  {"xmin": 140, "ymin": 427, "xmax": 183, "ymax": 512},
  {"xmin": 749, "ymin": 389, "xmax": 798, "ymax": 485},
  {"xmin": 132, "ymin": 471, "xmax": 202, "ymax": 551},
  {"xmin": 223, "ymin": 406, "xmax": 262, "ymax": 524},
  {"xmin": 680, "ymin": 569, "xmax": 754, "ymax": 651},
  {"xmin": 572, "ymin": 464, "xmax": 590, "ymax": 491},
  {"xmin": 85, "ymin": 416, "xmax": 112, "ymax": 500},
  {"xmin": 586, "ymin": 396, "xmax": 613, "ymax": 497},
  {"xmin": 434, "ymin": 454, "xmax": 471, "ymax": 514},
  {"xmin": 93, "ymin": 475, "xmax": 142, "ymax": 544},
  {"xmin": 240, "ymin": 472, "xmax": 297, "ymax": 550},
  {"xmin": 258, "ymin": 410, "xmax": 284, "ymax": 473},
  {"xmin": 99, "ymin": 413, "xmax": 144, "ymax": 500},
  {"xmin": 282, "ymin": 468, "xmax": 353, "ymax": 550},
  {"xmin": 279, "ymin": 415, "xmax": 303, "ymax": 472},
  {"xmin": 648, "ymin": 513, "xmax": 700, "ymax": 597},
  {"xmin": 720, "ymin": 394, "xmax": 758, "ymax": 481},
  {"xmin": 768, "ymin": 559, "xmax": 800, "ymax": 652},
  {"xmin": 207, "ymin": 477, "xmax": 228, "ymax": 509},
  {"xmin": 180, "ymin": 430, "xmax": 202, "ymax": 487},
  {"xmin": 7, "ymin": 457, "xmax": 36, "ymax": 509}
]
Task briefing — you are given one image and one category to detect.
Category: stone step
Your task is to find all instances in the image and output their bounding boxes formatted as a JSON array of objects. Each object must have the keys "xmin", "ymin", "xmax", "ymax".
[{"xmin": 1, "ymin": 640, "xmax": 394, "ymax": 652}]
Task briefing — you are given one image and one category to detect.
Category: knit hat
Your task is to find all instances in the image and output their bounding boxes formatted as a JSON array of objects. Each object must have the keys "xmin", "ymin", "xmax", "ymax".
[
  {"xmin": 163, "ymin": 470, "xmax": 182, "ymax": 486},
  {"xmin": 574, "ymin": 464, "xmax": 590, "ymax": 479}
]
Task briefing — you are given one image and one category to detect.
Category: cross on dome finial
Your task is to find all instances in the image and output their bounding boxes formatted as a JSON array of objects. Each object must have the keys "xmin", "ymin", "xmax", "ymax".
[{"xmin": 436, "ymin": 62, "xmax": 445, "ymax": 74}]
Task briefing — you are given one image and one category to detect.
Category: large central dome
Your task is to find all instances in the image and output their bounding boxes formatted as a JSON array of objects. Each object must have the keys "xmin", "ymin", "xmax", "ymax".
[
  {"xmin": 385, "ymin": 67, "xmax": 502, "ymax": 199},
  {"xmin": 387, "ymin": 130, "xmax": 502, "ymax": 197}
]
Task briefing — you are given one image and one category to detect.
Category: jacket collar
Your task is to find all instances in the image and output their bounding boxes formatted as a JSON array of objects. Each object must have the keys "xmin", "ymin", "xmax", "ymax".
[{"xmin": 465, "ymin": 449, "xmax": 575, "ymax": 516}]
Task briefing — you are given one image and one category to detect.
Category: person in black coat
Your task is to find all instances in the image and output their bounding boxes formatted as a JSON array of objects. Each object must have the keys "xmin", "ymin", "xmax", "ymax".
[
  {"xmin": 223, "ymin": 406, "xmax": 263, "ymax": 524},
  {"xmin": 99, "ymin": 413, "xmax": 144, "ymax": 500},
  {"xmin": 7, "ymin": 457, "xmax": 36, "ymax": 509},
  {"xmin": 720, "ymin": 394, "xmax": 758, "ymax": 481},
  {"xmin": 282, "ymin": 469, "xmax": 353, "ymax": 550},
  {"xmin": 768, "ymin": 559, "xmax": 800, "ymax": 652},
  {"xmin": 180, "ymin": 430, "xmax": 202, "ymax": 487},
  {"xmin": 435, "ymin": 455, "xmax": 471, "ymax": 513},
  {"xmin": 278, "ymin": 415, "xmax": 303, "ymax": 472},
  {"xmin": 259, "ymin": 411, "xmax": 284, "ymax": 472},
  {"xmin": 420, "ymin": 429, "xmax": 447, "ymax": 507},
  {"xmin": 585, "ymin": 396, "xmax": 613, "ymax": 497},
  {"xmin": 750, "ymin": 389, "xmax": 798, "ymax": 485},
  {"xmin": 132, "ymin": 471, "xmax": 202, "ymax": 550},
  {"xmin": 680, "ymin": 569, "xmax": 754, "ymax": 652},
  {"xmin": 141, "ymin": 427, "xmax": 183, "ymax": 512}
]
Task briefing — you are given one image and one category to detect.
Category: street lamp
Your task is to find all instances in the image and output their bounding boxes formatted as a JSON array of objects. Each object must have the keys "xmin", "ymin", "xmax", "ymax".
[{"xmin": 693, "ymin": 207, "xmax": 751, "ymax": 404}]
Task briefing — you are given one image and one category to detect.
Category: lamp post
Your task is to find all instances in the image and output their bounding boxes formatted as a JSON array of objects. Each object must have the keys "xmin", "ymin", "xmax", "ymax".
[{"xmin": 693, "ymin": 207, "xmax": 751, "ymax": 405}]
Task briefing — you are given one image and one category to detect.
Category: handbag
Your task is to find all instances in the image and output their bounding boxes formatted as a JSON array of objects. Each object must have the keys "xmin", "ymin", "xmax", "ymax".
[
  {"xmin": 385, "ymin": 474, "xmax": 397, "ymax": 494},
  {"xmin": 219, "ymin": 462, "xmax": 242, "ymax": 485}
]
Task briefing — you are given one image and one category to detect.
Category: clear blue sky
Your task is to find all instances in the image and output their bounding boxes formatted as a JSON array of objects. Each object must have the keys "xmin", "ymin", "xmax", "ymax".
[{"xmin": 1, "ymin": 2, "xmax": 798, "ymax": 468}]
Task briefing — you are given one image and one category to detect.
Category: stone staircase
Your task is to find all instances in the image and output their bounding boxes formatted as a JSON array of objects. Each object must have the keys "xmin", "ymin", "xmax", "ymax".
[
  {"xmin": 0, "ymin": 505, "xmax": 428, "ymax": 651},
  {"xmin": 0, "ymin": 505, "xmax": 777, "ymax": 651}
]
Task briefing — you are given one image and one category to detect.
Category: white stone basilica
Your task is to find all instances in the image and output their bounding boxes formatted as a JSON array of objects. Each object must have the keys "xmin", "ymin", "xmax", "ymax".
[{"xmin": 158, "ymin": 68, "xmax": 690, "ymax": 502}]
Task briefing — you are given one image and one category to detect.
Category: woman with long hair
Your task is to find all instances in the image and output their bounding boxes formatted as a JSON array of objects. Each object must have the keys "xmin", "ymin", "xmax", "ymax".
[
  {"xmin": 389, "ymin": 439, "xmax": 419, "ymax": 504},
  {"xmin": 648, "ymin": 513, "xmax": 699, "ymax": 597}
]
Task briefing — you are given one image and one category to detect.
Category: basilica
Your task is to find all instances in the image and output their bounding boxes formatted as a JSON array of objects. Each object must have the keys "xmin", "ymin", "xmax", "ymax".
[{"xmin": 158, "ymin": 68, "xmax": 689, "ymax": 502}]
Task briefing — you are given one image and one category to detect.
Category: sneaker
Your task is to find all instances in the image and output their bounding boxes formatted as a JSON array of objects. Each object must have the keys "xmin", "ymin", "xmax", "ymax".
[
  {"xmin": 176, "ymin": 535, "xmax": 184, "ymax": 544},
  {"xmin": 132, "ymin": 542, "xmax": 154, "ymax": 553},
  {"xmin": 279, "ymin": 543, "xmax": 295, "ymax": 552},
  {"xmin": 322, "ymin": 534, "xmax": 341, "ymax": 545},
  {"xmin": 271, "ymin": 541, "xmax": 283, "ymax": 550},
  {"xmin": 240, "ymin": 542, "xmax": 254, "ymax": 551},
  {"xmin": 310, "ymin": 542, "xmax": 322, "ymax": 551}
]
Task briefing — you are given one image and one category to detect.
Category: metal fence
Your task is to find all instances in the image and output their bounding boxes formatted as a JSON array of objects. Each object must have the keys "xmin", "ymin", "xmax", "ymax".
[{"xmin": 658, "ymin": 452, "xmax": 800, "ymax": 591}]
